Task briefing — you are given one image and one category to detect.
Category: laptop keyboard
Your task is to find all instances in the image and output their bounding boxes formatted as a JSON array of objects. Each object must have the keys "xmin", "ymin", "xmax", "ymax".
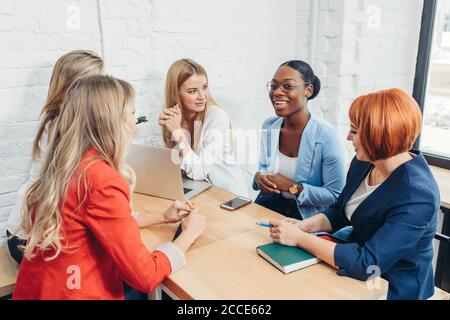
[{"xmin": 183, "ymin": 187, "xmax": 193, "ymax": 194}]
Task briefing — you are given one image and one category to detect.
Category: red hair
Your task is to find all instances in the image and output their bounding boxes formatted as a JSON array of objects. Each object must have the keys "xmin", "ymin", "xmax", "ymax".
[{"xmin": 349, "ymin": 88, "xmax": 422, "ymax": 161}]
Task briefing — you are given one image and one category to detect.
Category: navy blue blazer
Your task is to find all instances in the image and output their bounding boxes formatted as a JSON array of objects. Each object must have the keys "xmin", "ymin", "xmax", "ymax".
[{"xmin": 324, "ymin": 152, "xmax": 440, "ymax": 300}]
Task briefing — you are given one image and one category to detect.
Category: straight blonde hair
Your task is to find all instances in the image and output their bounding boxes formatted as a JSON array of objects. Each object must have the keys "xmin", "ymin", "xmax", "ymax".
[
  {"xmin": 162, "ymin": 58, "xmax": 218, "ymax": 146},
  {"xmin": 21, "ymin": 75, "xmax": 135, "ymax": 261},
  {"xmin": 32, "ymin": 49, "xmax": 104, "ymax": 159}
]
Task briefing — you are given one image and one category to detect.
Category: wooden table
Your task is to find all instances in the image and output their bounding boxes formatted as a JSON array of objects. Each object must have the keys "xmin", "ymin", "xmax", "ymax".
[
  {"xmin": 0, "ymin": 245, "xmax": 19, "ymax": 298},
  {"xmin": 1, "ymin": 184, "xmax": 447, "ymax": 299},
  {"xmin": 134, "ymin": 187, "xmax": 392, "ymax": 300}
]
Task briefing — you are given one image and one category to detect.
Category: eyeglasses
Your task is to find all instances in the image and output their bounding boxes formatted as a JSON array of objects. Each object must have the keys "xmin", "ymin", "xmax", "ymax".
[{"xmin": 266, "ymin": 81, "xmax": 309, "ymax": 93}]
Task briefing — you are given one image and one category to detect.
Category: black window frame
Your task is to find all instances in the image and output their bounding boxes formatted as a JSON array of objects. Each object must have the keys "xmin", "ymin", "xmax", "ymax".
[{"xmin": 412, "ymin": 0, "xmax": 450, "ymax": 170}]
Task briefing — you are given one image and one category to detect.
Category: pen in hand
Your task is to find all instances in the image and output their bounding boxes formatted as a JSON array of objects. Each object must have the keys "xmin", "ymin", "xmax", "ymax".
[{"xmin": 256, "ymin": 222, "xmax": 274, "ymax": 228}]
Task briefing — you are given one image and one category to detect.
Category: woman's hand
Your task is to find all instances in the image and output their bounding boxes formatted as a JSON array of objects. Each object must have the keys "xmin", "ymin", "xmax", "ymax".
[
  {"xmin": 163, "ymin": 200, "xmax": 194, "ymax": 223},
  {"xmin": 282, "ymin": 217, "xmax": 307, "ymax": 231},
  {"xmin": 255, "ymin": 172, "xmax": 280, "ymax": 194},
  {"xmin": 181, "ymin": 207, "xmax": 207, "ymax": 242},
  {"xmin": 267, "ymin": 173, "xmax": 297, "ymax": 193},
  {"xmin": 158, "ymin": 104, "xmax": 182, "ymax": 134},
  {"xmin": 172, "ymin": 207, "xmax": 207, "ymax": 253},
  {"xmin": 268, "ymin": 219, "xmax": 306, "ymax": 247}
]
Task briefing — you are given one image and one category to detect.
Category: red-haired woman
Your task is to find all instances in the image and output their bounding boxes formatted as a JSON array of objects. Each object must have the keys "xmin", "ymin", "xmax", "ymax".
[{"xmin": 265, "ymin": 89, "xmax": 440, "ymax": 300}]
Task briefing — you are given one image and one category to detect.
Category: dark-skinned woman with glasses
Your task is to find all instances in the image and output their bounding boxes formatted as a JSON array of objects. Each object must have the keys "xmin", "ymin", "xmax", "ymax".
[{"xmin": 253, "ymin": 60, "xmax": 348, "ymax": 240}]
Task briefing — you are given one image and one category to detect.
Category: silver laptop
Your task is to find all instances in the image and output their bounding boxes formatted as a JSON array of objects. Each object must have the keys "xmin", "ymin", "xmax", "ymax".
[{"xmin": 125, "ymin": 144, "xmax": 211, "ymax": 200}]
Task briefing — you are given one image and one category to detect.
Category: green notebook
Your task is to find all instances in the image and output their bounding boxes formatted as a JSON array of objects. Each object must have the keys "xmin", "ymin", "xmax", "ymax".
[{"xmin": 257, "ymin": 242, "xmax": 321, "ymax": 274}]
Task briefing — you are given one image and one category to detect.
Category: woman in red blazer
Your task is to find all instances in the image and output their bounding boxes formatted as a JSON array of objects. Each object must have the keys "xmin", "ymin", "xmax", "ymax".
[{"xmin": 13, "ymin": 75, "xmax": 206, "ymax": 300}]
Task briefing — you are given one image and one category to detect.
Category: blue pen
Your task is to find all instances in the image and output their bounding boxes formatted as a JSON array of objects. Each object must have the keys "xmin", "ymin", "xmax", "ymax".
[{"xmin": 256, "ymin": 222, "xmax": 274, "ymax": 228}]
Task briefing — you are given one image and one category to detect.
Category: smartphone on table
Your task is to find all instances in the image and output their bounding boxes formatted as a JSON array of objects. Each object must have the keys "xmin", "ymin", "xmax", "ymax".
[{"xmin": 220, "ymin": 196, "xmax": 252, "ymax": 211}]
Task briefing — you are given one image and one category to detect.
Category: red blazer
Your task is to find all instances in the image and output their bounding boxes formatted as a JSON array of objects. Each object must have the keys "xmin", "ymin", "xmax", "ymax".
[{"xmin": 13, "ymin": 149, "xmax": 172, "ymax": 300}]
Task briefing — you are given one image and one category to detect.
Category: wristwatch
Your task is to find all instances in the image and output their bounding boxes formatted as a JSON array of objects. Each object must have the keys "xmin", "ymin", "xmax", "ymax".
[{"xmin": 288, "ymin": 183, "xmax": 300, "ymax": 196}]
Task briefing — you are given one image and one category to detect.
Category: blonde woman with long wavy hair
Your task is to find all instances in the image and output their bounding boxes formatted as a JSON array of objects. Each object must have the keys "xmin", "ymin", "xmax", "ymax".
[
  {"xmin": 5, "ymin": 49, "xmax": 104, "ymax": 264},
  {"xmin": 159, "ymin": 58, "xmax": 249, "ymax": 197},
  {"xmin": 13, "ymin": 75, "xmax": 206, "ymax": 300}
]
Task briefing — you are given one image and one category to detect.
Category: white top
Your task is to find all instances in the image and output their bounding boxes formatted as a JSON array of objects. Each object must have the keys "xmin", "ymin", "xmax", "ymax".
[
  {"xmin": 345, "ymin": 170, "xmax": 381, "ymax": 221},
  {"xmin": 6, "ymin": 132, "xmax": 48, "ymax": 239},
  {"xmin": 180, "ymin": 105, "xmax": 249, "ymax": 198},
  {"xmin": 277, "ymin": 149, "xmax": 298, "ymax": 200},
  {"xmin": 154, "ymin": 242, "xmax": 186, "ymax": 273}
]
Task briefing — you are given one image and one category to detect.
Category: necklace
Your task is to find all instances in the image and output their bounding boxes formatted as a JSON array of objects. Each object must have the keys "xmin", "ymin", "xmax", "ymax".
[{"xmin": 369, "ymin": 167, "xmax": 380, "ymax": 186}]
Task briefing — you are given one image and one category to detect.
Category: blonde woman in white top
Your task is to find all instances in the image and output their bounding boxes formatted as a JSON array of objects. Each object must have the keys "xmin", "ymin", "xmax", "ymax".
[{"xmin": 159, "ymin": 59, "xmax": 248, "ymax": 197}]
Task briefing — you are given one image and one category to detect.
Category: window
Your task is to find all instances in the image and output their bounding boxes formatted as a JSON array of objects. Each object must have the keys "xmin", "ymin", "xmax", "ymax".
[{"xmin": 413, "ymin": 0, "xmax": 450, "ymax": 169}]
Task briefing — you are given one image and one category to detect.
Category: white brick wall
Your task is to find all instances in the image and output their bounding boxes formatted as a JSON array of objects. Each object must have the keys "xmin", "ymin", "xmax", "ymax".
[
  {"xmin": 296, "ymin": 0, "xmax": 423, "ymax": 158},
  {"xmin": 0, "ymin": 0, "xmax": 423, "ymax": 242}
]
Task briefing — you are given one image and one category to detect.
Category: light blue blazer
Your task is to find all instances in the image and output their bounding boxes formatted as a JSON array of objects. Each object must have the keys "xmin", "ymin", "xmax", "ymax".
[{"xmin": 253, "ymin": 114, "xmax": 346, "ymax": 219}]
